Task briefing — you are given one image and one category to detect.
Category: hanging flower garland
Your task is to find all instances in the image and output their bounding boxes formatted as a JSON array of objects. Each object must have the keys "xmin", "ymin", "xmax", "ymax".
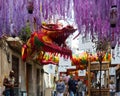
[{"xmin": 71, "ymin": 52, "xmax": 111, "ymax": 70}]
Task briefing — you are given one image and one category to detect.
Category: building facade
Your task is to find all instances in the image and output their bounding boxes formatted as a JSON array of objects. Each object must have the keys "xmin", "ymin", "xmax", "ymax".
[{"xmin": 0, "ymin": 37, "xmax": 44, "ymax": 96}]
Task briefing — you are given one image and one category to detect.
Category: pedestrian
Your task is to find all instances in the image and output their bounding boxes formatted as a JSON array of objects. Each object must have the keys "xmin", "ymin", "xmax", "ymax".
[
  {"xmin": 56, "ymin": 77, "xmax": 65, "ymax": 96},
  {"xmin": 82, "ymin": 81, "xmax": 86, "ymax": 96},
  {"xmin": 68, "ymin": 75, "xmax": 78, "ymax": 96},
  {"xmin": 109, "ymin": 80, "xmax": 116, "ymax": 96},
  {"xmin": 77, "ymin": 79, "xmax": 83, "ymax": 96},
  {"xmin": 3, "ymin": 70, "xmax": 16, "ymax": 96}
]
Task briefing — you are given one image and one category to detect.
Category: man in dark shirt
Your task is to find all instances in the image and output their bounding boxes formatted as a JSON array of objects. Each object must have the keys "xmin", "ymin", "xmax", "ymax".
[
  {"xmin": 3, "ymin": 70, "xmax": 16, "ymax": 96},
  {"xmin": 68, "ymin": 75, "xmax": 78, "ymax": 96}
]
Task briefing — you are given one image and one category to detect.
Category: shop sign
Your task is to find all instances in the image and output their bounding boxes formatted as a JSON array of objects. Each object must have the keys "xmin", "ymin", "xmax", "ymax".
[
  {"xmin": 43, "ymin": 64, "xmax": 56, "ymax": 73},
  {"xmin": 78, "ymin": 70, "xmax": 86, "ymax": 76},
  {"xmin": 58, "ymin": 66, "xmax": 76, "ymax": 72}
]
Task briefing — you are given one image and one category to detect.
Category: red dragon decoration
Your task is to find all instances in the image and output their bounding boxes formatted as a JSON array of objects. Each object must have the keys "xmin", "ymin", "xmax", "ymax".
[{"xmin": 22, "ymin": 23, "xmax": 76, "ymax": 65}]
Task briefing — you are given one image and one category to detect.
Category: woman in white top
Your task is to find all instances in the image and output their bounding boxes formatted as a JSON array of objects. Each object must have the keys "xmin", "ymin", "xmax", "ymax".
[{"xmin": 56, "ymin": 77, "xmax": 65, "ymax": 96}]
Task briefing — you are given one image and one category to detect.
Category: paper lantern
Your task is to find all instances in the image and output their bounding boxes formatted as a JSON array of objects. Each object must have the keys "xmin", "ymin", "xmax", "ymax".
[
  {"xmin": 111, "ymin": 41, "xmax": 116, "ymax": 49},
  {"xmin": 27, "ymin": 1, "xmax": 34, "ymax": 14},
  {"xmin": 110, "ymin": 5, "xmax": 117, "ymax": 27}
]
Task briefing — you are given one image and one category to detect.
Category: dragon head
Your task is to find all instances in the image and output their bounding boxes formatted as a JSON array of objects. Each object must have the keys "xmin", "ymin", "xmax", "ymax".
[
  {"xmin": 41, "ymin": 24, "xmax": 77, "ymax": 46},
  {"xmin": 22, "ymin": 23, "xmax": 76, "ymax": 64}
]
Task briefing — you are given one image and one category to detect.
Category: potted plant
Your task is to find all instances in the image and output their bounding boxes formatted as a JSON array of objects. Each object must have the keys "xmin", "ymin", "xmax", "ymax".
[{"xmin": 19, "ymin": 20, "xmax": 31, "ymax": 42}]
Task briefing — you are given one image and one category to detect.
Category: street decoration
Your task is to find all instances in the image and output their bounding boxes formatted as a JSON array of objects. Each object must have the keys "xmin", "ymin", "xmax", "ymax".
[
  {"xmin": 71, "ymin": 52, "xmax": 111, "ymax": 70},
  {"xmin": 0, "ymin": 0, "xmax": 120, "ymax": 48},
  {"xmin": 72, "ymin": 52, "xmax": 88, "ymax": 70},
  {"xmin": 22, "ymin": 23, "xmax": 76, "ymax": 64},
  {"xmin": 110, "ymin": 5, "xmax": 117, "ymax": 28},
  {"xmin": 36, "ymin": 52, "xmax": 59, "ymax": 65}
]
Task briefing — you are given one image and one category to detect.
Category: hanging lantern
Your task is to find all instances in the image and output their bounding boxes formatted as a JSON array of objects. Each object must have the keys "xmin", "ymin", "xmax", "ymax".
[
  {"xmin": 111, "ymin": 41, "xmax": 116, "ymax": 49},
  {"xmin": 10, "ymin": 21, "xmax": 16, "ymax": 37},
  {"xmin": 110, "ymin": 5, "xmax": 117, "ymax": 27},
  {"xmin": 27, "ymin": 1, "xmax": 34, "ymax": 14}
]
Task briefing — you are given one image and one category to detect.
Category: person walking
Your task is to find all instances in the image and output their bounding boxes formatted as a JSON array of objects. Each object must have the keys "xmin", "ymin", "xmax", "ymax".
[
  {"xmin": 56, "ymin": 77, "xmax": 65, "ymax": 96},
  {"xmin": 77, "ymin": 79, "xmax": 83, "ymax": 96},
  {"xmin": 3, "ymin": 70, "xmax": 16, "ymax": 96},
  {"xmin": 81, "ymin": 81, "xmax": 86, "ymax": 96},
  {"xmin": 68, "ymin": 75, "xmax": 78, "ymax": 96}
]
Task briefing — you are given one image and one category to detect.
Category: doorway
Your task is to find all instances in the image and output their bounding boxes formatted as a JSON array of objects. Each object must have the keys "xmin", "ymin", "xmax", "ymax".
[
  {"xmin": 36, "ymin": 69, "xmax": 40, "ymax": 96},
  {"xmin": 12, "ymin": 55, "xmax": 19, "ymax": 96},
  {"xmin": 26, "ymin": 64, "xmax": 32, "ymax": 96}
]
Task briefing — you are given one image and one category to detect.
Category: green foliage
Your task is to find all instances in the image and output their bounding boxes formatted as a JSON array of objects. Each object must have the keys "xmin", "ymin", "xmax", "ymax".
[{"xmin": 19, "ymin": 21, "xmax": 31, "ymax": 42}]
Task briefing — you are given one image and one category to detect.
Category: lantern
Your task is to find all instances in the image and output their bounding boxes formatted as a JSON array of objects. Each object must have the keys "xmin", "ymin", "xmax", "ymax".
[
  {"xmin": 111, "ymin": 41, "xmax": 116, "ymax": 49},
  {"xmin": 10, "ymin": 22, "xmax": 16, "ymax": 37},
  {"xmin": 27, "ymin": 1, "xmax": 34, "ymax": 14},
  {"xmin": 110, "ymin": 5, "xmax": 117, "ymax": 27}
]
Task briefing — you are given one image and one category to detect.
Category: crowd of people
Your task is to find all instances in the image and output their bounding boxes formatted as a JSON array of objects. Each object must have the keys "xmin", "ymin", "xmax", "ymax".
[
  {"xmin": 54, "ymin": 75, "xmax": 87, "ymax": 96},
  {"xmin": 2, "ymin": 71, "xmax": 116, "ymax": 96},
  {"xmin": 54, "ymin": 75, "xmax": 116, "ymax": 96}
]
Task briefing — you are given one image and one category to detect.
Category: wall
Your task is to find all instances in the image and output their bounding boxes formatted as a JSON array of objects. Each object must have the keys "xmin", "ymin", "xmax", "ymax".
[
  {"xmin": 0, "ymin": 42, "xmax": 12, "ymax": 94},
  {"xmin": 26, "ymin": 60, "xmax": 43, "ymax": 96},
  {"xmin": 0, "ymin": 39, "xmax": 44, "ymax": 96}
]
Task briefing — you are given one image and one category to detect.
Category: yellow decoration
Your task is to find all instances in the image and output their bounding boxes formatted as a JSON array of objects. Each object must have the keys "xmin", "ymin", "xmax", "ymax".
[{"xmin": 42, "ymin": 36, "xmax": 52, "ymax": 44}]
